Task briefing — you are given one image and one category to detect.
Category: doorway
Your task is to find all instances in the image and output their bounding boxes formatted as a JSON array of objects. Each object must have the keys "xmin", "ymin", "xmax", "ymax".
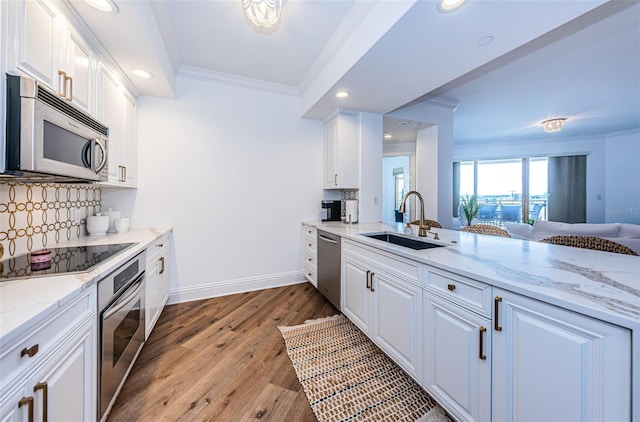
[{"xmin": 382, "ymin": 156, "xmax": 412, "ymax": 224}]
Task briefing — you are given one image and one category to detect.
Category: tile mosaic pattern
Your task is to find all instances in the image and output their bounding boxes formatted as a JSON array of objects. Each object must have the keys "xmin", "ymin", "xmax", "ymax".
[{"xmin": 0, "ymin": 181, "xmax": 101, "ymax": 258}]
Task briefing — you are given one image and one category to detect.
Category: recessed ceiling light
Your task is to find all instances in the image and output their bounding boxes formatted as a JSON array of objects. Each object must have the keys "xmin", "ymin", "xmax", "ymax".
[
  {"xmin": 438, "ymin": 0, "xmax": 465, "ymax": 12},
  {"xmin": 336, "ymin": 91, "xmax": 350, "ymax": 99},
  {"xmin": 477, "ymin": 35, "xmax": 494, "ymax": 46},
  {"xmin": 84, "ymin": 0, "xmax": 118, "ymax": 14},
  {"xmin": 131, "ymin": 69, "xmax": 154, "ymax": 79},
  {"xmin": 383, "ymin": 133, "xmax": 392, "ymax": 139},
  {"xmin": 397, "ymin": 121, "xmax": 409, "ymax": 127}
]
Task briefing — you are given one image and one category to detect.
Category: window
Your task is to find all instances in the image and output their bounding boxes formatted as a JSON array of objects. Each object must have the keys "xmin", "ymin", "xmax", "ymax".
[{"xmin": 455, "ymin": 157, "xmax": 549, "ymax": 226}]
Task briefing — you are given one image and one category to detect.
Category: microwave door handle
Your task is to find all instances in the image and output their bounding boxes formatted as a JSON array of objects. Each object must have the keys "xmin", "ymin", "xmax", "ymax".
[
  {"xmin": 81, "ymin": 141, "xmax": 92, "ymax": 169},
  {"xmin": 95, "ymin": 140, "xmax": 107, "ymax": 173}
]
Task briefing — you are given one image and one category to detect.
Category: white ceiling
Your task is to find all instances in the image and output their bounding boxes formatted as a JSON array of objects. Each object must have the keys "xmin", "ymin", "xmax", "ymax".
[{"xmin": 63, "ymin": 0, "xmax": 639, "ymax": 145}]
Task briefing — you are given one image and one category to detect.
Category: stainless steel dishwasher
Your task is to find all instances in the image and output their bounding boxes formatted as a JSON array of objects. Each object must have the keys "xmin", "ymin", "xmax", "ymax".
[{"xmin": 317, "ymin": 230, "xmax": 341, "ymax": 310}]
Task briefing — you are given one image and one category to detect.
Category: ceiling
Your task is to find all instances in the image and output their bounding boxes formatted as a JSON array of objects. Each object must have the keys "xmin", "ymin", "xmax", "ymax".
[{"xmin": 63, "ymin": 0, "xmax": 639, "ymax": 145}]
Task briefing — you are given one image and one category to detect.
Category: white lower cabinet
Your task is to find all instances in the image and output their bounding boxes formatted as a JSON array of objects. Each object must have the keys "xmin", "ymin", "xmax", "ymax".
[
  {"xmin": 145, "ymin": 233, "xmax": 171, "ymax": 339},
  {"xmin": 342, "ymin": 240, "xmax": 422, "ymax": 382},
  {"xmin": 422, "ymin": 268, "xmax": 492, "ymax": 422},
  {"xmin": 303, "ymin": 225, "xmax": 317, "ymax": 287},
  {"xmin": 0, "ymin": 288, "xmax": 96, "ymax": 421},
  {"xmin": 492, "ymin": 288, "xmax": 631, "ymax": 422}
]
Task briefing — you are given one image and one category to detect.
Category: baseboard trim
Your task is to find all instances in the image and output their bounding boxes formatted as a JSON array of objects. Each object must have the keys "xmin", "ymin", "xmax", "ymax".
[{"xmin": 167, "ymin": 270, "xmax": 307, "ymax": 305}]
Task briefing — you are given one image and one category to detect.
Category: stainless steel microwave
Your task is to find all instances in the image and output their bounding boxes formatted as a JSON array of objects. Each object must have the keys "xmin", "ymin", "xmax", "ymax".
[{"xmin": 3, "ymin": 74, "xmax": 109, "ymax": 182}]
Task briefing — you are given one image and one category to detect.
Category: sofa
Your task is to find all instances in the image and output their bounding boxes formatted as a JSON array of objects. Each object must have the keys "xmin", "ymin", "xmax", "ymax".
[{"xmin": 505, "ymin": 220, "xmax": 640, "ymax": 255}]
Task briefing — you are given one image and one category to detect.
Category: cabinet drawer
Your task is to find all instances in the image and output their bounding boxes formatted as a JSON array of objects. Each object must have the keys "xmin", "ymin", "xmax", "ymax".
[
  {"xmin": 304, "ymin": 226, "xmax": 317, "ymax": 240},
  {"xmin": 424, "ymin": 269, "xmax": 492, "ymax": 317},
  {"xmin": 304, "ymin": 250, "xmax": 316, "ymax": 268},
  {"xmin": 344, "ymin": 240, "xmax": 420, "ymax": 284},
  {"xmin": 304, "ymin": 237, "xmax": 317, "ymax": 255},
  {"xmin": 146, "ymin": 233, "xmax": 170, "ymax": 266},
  {"xmin": 304, "ymin": 262, "xmax": 317, "ymax": 285},
  {"xmin": 0, "ymin": 288, "xmax": 95, "ymax": 390}
]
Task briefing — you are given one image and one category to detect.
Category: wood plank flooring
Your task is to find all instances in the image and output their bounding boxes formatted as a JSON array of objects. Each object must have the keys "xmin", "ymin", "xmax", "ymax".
[{"xmin": 106, "ymin": 282, "xmax": 337, "ymax": 422}]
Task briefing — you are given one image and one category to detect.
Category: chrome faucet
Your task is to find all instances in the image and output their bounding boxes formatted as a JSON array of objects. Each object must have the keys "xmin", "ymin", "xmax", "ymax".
[{"xmin": 399, "ymin": 190, "xmax": 429, "ymax": 237}]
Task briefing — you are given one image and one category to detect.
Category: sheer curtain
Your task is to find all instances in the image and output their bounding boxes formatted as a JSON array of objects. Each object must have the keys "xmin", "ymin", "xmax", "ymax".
[{"xmin": 548, "ymin": 155, "xmax": 587, "ymax": 223}]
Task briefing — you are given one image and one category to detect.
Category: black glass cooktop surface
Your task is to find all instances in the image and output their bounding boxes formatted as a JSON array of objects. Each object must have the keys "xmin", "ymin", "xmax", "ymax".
[{"xmin": 0, "ymin": 243, "xmax": 136, "ymax": 281}]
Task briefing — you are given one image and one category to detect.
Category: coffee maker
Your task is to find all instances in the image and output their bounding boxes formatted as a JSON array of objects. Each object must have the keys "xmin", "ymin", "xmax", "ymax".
[{"xmin": 321, "ymin": 200, "xmax": 341, "ymax": 222}]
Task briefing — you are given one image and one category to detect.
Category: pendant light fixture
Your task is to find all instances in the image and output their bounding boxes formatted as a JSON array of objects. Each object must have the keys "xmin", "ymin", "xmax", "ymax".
[{"xmin": 242, "ymin": 0, "xmax": 282, "ymax": 31}]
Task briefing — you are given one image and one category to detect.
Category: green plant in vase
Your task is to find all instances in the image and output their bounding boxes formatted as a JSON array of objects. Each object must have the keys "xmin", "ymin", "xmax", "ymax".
[{"xmin": 460, "ymin": 194, "xmax": 481, "ymax": 226}]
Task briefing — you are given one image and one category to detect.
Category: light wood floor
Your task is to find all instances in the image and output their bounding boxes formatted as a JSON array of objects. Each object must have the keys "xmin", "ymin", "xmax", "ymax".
[{"xmin": 107, "ymin": 282, "xmax": 337, "ymax": 422}]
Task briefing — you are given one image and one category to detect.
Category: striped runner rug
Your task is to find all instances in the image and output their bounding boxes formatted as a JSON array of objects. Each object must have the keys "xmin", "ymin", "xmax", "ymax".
[{"xmin": 278, "ymin": 314, "xmax": 451, "ymax": 422}]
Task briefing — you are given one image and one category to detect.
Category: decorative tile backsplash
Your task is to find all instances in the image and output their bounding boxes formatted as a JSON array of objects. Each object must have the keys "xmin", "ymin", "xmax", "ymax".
[{"xmin": 0, "ymin": 181, "xmax": 101, "ymax": 258}]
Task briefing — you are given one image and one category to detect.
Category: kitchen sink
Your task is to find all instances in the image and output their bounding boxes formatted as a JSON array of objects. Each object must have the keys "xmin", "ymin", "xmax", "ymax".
[{"xmin": 360, "ymin": 232, "xmax": 445, "ymax": 250}]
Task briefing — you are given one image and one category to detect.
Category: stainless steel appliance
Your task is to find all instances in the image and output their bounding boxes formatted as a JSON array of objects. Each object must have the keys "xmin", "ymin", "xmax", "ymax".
[
  {"xmin": 317, "ymin": 230, "xmax": 341, "ymax": 310},
  {"xmin": 4, "ymin": 74, "xmax": 109, "ymax": 182},
  {"xmin": 98, "ymin": 251, "xmax": 145, "ymax": 422},
  {"xmin": 321, "ymin": 200, "xmax": 341, "ymax": 222}
]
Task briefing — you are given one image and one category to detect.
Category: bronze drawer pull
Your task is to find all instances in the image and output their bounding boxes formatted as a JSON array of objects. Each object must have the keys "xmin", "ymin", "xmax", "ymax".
[
  {"xmin": 479, "ymin": 326, "xmax": 487, "ymax": 360},
  {"xmin": 366, "ymin": 270, "xmax": 371, "ymax": 289},
  {"xmin": 370, "ymin": 273, "xmax": 375, "ymax": 292},
  {"xmin": 19, "ymin": 396, "xmax": 34, "ymax": 422},
  {"xmin": 494, "ymin": 296, "xmax": 503, "ymax": 331},
  {"xmin": 21, "ymin": 344, "xmax": 39, "ymax": 358},
  {"xmin": 447, "ymin": 283, "xmax": 455, "ymax": 291}
]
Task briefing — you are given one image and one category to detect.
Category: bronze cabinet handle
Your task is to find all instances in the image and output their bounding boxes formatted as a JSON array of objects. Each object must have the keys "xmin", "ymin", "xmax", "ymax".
[
  {"xmin": 479, "ymin": 326, "xmax": 487, "ymax": 360},
  {"xmin": 58, "ymin": 70, "xmax": 67, "ymax": 97},
  {"xmin": 159, "ymin": 256, "xmax": 165, "ymax": 274},
  {"xmin": 34, "ymin": 382, "xmax": 48, "ymax": 422},
  {"xmin": 370, "ymin": 273, "xmax": 375, "ymax": 292},
  {"xmin": 366, "ymin": 270, "xmax": 371, "ymax": 289},
  {"xmin": 447, "ymin": 283, "xmax": 456, "ymax": 291},
  {"xmin": 494, "ymin": 296, "xmax": 503, "ymax": 332},
  {"xmin": 19, "ymin": 396, "xmax": 34, "ymax": 422},
  {"xmin": 334, "ymin": 174, "xmax": 338, "ymax": 186},
  {"xmin": 21, "ymin": 344, "xmax": 39, "ymax": 358},
  {"xmin": 65, "ymin": 75, "xmax": 73, "ymax": 101}
]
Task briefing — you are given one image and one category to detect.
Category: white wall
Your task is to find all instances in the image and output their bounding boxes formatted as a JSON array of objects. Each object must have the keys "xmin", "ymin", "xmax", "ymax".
[
  {"xmin": 453, "ymin": 134, "xmax": 608, "ymax": 223},
  {"xmin": 359, "ymin": 112, "xmax": 383, "ymax": 223},
  {"xmin": 104, "ymin": 76, "xmax": 324, "ymax": 303},
  {"xmin": 605, "ymin": 130, "xmax": 640, "ymax": 224}
]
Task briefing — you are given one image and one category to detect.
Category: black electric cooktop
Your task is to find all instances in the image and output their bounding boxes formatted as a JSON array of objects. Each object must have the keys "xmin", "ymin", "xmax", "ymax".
[{"xmin": 0, "ymin": 243, "xmax": 136, "ymax": 281}]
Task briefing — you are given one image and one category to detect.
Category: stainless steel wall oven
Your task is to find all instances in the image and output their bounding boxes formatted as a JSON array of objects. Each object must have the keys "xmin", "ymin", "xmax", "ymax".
[{"xmin": 98, "ymin": 251, "xmax": 145, "ymax": 421}]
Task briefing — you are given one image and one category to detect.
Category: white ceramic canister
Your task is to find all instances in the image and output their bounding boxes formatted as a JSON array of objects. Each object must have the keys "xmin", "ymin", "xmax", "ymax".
[{"xmin": 103, "ymin": 208, "xmax": 122, "ymax": 233}]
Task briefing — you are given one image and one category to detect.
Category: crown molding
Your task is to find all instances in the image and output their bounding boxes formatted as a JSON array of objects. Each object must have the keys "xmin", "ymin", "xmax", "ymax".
[{"xmin": 178, "ymin": 66, "xmax": 299, "ymax": 97}]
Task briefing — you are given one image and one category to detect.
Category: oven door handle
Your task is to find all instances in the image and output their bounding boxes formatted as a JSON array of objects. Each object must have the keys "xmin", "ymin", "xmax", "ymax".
[{"xmin": 103, "ymin": 275, "xmax": 144, "ymax": 320}]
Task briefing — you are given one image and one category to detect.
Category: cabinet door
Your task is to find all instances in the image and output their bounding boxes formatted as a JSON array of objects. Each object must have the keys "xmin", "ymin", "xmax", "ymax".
[
  {"xmin": 120, "ymin": 91, "xmax": 138, "ymax": 185},
  {"xmin": 6, "ymin": 0, "xmax": 62, "ymax": 89},
  {"xmin": 323, "ymin": 120, "xmax": 338, "ymax": 188},
  {"xmin": 98, "ymin": 64, "xmax": 122, "ymax": 183},
  {"xmin": 423, "ymin": 293, "xmax": 491, "ymax": 422},
  {"xmin": 0, "ymin": 382, "xmax": 29, "ymax": 422},
  {"xmin": 372, "ymin": 272, "xmax": 422, "ymax": 381},
  {"xmin": 145, "ymin": 259, "xmax": 164, "ymax": 339},
  {"xmin": 30, "ymin": 321, "xmax": 95, "ymax": 422},
  {"xmin": 158, "ymin": 252, "xmax": 170, "ymax": 310},
  {"xmin": 492, "ymin": 289, "xmax": 631, "ymax": 422},
  {"xmin": 341, "ymin": 254, "xmax": 371, "ymax": 334},
  {"xmin": 62, "ymin": 26, "xmax": 94, "ymax": 113}
]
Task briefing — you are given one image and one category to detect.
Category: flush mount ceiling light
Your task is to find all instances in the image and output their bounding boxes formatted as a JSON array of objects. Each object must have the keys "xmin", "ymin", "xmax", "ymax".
[
  {"xmin": 438, "ymin": 0, "xmax": 465, "ymax": 12},
  {"xmin": 383, "ymin": 133, "xmax": 392, "ymax": 139},
  {"xmin": 542, "ymin": 118, "xmax": 567, "ymax": 133},
  {"xmin": 131, "ymin": 68, "xmax": 154, "ymax": 79},
  {"xmin": 84, "ymin": 0, "xmax": 118, "ymax": 14},
  {"xmin": 335, "ymin": 91, "xmax": 350, "ymax": 99},
  {"xmin": 242, "ymin": 0, "xmax": 282, "ymax": 30}
]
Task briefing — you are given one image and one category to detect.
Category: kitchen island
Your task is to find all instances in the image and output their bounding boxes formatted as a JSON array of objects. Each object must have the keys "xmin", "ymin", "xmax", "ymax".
[{"xmin": 303, "ymin": 220, "xmax": 639, "ymax": 422}]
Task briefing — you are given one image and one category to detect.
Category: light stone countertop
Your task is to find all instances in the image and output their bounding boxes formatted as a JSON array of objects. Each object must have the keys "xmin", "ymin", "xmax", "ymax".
[
  {"xmin": 304, "ymin": 221, "xmax": 640, "ymax": 332},
  {"xmin": 0, "ymin": 227, "xmax": 172, "ymax": 347}
]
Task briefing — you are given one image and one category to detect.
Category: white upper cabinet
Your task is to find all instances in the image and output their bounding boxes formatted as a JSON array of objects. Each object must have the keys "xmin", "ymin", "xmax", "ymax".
[
  {"xmin": 60, "ymin": 25, "xmax": 95, "ymax": 113},
  {"xmin": 323, "ymin": 112, "xmax": 359, "ymax": 189},
  {"xmin": 5, "ymin": 0, "xmax": 61, "ymax": 89},
  {"xmin": 4, "ymin": 0, "xmax": 96, "ymax": 114},
  {"xmin": 98, "ymin": 64, "xmax": 138, "ymax": 187}
]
